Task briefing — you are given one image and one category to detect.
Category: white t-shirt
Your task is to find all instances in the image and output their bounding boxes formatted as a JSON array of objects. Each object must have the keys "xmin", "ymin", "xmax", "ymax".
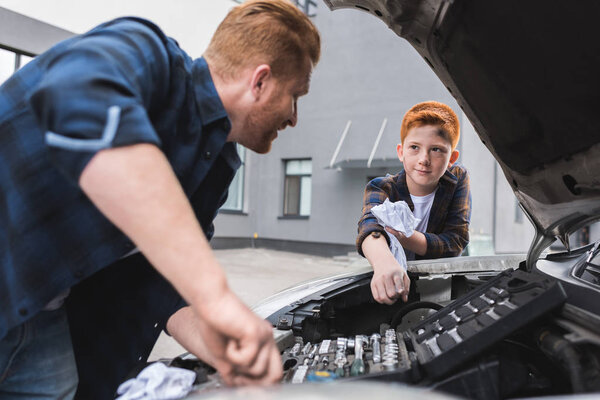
[{"xmin": 405, "ymin": 189, "xmax": 437, "ymax": 260}]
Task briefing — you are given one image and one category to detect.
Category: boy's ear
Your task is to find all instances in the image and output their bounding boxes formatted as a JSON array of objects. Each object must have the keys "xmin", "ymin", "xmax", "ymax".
[
  {"xmin": 396, "ymin": 143, "xmax": 404, "ymax": 162},
  {"xmin": 448, "ymin": 149, "xmax": 460, "ymax": 167},
  {"xmin": 250, "ymin": 64, "xmax": 272, "ymax": 101}
]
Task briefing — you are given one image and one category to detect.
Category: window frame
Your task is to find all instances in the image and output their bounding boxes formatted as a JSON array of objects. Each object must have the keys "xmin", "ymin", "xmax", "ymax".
[
  {"xmin": 220, "ymin": 144, "xmax": 246, "ymax": 214},
  {"xmin": 281, "ymin": 158, "xmax": 312, "ymax": 218}
]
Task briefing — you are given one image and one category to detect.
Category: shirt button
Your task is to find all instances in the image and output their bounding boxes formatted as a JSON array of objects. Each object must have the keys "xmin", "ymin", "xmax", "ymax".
[
  {"xmin": 204, "ymin": 151, "xmax": 212, "ymax": 160},
  {"xmin": 19, "ymin": 308, "xmax": 28, "ymax": 316}
]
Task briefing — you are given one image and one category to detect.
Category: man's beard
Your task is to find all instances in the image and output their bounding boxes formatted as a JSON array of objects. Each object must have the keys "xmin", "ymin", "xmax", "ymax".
[{"xmin": 242, "ymin": 100, "xmax": 281, "ymax": 154}]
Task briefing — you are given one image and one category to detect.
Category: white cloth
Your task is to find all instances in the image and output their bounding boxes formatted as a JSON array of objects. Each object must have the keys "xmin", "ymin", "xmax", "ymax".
[
  {"xmin": 370, "ymin": 199, "xmax": 420, "ymax": 270},
  {"xmin": 116, "ymin": 362, "xmax": 196, "ymax": 400}
]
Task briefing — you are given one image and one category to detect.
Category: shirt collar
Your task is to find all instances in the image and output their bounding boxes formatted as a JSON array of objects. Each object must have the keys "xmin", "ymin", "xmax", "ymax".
[{"xmin": 192, "ymin": 57, "xmax": 231, "ymax": 131}]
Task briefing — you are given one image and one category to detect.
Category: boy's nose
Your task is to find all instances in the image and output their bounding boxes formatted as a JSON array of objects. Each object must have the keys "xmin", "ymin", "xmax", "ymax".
[{"xmin": 418, "ymin": 152, "xmax": 430, "ymax": 166}]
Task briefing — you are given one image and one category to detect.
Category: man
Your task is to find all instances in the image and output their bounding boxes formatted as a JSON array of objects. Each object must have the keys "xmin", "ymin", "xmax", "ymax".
[{"xmin": 0, "ymin": 0, "xmax": 320, "ymax": 398}]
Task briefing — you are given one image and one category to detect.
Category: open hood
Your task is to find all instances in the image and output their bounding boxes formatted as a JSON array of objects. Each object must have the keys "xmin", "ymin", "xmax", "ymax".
[{"xmin": 324, "ymin": 0, "xmax": 600, "ymax": 268}]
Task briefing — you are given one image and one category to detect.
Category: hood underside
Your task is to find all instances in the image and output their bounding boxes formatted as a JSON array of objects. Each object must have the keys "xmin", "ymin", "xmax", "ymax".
[{"xmin": 325, "ymin": 0, "xmax": 600, "ymax": 265}]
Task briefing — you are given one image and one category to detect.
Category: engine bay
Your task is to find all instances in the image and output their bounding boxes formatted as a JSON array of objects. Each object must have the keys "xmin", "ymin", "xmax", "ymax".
[{"xmin": 173, "ymin": 249, "xmax": 600, "ymax": 399}]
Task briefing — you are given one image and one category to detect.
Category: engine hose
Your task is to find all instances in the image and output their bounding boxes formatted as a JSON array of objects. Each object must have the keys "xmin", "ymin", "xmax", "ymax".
[{"xmin": 537, "ymin": 329, "xmax": 585, "ymax": 393}]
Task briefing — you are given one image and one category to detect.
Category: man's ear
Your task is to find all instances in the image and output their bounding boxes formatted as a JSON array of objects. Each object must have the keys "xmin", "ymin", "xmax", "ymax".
[
  {"xmin": 448, "ymin": 149, "xmax": 460, "ymax": 167},
  {"xmin": 250, "ymin": 64, "xmax": 272, "ymax": 101},
  {"xmin": 396, "ymin": 143, "xmax": 404, "ymax": 162}
]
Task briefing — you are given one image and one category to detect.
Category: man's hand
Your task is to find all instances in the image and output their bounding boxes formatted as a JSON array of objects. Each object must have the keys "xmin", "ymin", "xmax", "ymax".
[
  {"xmin": 361, "ymin": 232, "xmax": 411, "ymax": 304},
  {"xmin": 167, "ymin": 304, "xmax": 282, "ymax": 386},
  {"xmin": 199, "ymin": 290, "xmax": 282, "ymax": 385}
]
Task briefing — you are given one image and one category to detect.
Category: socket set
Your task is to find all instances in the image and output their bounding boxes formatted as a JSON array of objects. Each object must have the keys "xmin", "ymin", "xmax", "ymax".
[{"xmin": 281, "ymin": 328, "xmax": 415, "ymax": 384}]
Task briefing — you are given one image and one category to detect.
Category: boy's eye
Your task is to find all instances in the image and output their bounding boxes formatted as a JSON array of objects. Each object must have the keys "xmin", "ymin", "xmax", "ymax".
[{"xmin": 410, "ymin": 145, "xmax": 419, "ymax": 150}]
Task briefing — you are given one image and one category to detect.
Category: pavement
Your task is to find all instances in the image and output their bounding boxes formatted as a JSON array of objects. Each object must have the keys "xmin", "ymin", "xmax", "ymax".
[{"xmin": 148, "ymin": 248, "xmax": 367, "ymax": 361}]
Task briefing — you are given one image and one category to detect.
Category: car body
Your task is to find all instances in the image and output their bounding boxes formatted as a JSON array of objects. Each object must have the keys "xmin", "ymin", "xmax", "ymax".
[{"xmin": 181, "ymin": 1, "xmax": 600, "ymax": 398}]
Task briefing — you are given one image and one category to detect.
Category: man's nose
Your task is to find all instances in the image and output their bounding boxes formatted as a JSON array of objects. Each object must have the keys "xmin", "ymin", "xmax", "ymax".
[{"xmin": 280, "ymin": 101, "xmax": 298, "ymax": 130}]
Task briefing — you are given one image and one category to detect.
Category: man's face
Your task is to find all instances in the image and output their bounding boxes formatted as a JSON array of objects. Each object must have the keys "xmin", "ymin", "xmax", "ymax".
[
  {"xmin": 397, "ymin": 124, "xmax": 459, "ymax": 196},
  {"xmin": 241, "ymin": 62, "xmax": 311, "ymax": 154}
]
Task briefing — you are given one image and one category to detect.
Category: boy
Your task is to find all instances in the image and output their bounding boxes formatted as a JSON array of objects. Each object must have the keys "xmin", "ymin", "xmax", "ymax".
[{"xmin": 357, "ymin": 101, "xmax": 471, "ymax": 305}]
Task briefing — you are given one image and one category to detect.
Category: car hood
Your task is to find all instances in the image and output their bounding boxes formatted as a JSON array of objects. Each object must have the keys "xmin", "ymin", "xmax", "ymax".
[{"xmin": 324, "ymin": 0, "xmax": 600, "ymax": 268}]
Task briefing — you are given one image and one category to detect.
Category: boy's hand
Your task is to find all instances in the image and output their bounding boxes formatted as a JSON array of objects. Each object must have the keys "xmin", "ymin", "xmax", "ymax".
[
  {"xmin": 362, "ymin": 232, "xmax": 411, "ymax": 305},
  {"xmin": 385, "ymin": 226, "xmax": 406, "ymax": 241},
  {"xmin": 385, "ymin": 227, "xmax": 428, "ymax": 256},
  {"xmin": 371, "ymin": 261, "xmax": 410, "ymax": 304}
]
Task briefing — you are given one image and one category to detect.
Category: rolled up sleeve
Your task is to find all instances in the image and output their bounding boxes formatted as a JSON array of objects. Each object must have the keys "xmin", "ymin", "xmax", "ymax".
[
  {"xmin": 29, "ymin": 18, "xmax": 171, "ymax": 183},
  {"xmin": 356, "ymin": 177, "xmax": 392, "ymax": 256}
]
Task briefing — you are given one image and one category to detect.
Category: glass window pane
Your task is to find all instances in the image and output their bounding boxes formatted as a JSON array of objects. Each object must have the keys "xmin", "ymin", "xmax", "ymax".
[
  {"xmin": 222, "ymin": 166, "xmax": 243, "ymax": 210},
  {"xmin": 19, "ymin": 54, "xmax": 34, "ymax": 69},
  {"xmin": 514, "ymin": 199, "xmax": 523, "ymax": 223},
  {"xmin": 221, "ymin": 145, "xmax": 245, "ymax": 211},
  {"xmin": 0, "ymin": 48, "xmax": 16, "ymax": 84},
  {"xmin": 299, "ymin": 176, "xmax": 311, "ymax": 216},
  {"xmin": 285, "ymin": 159, "xmax": 312, "ymax": 175},
  {"xmin": 284, "ymin": 176, "xmax": 300, "ymax": 215}
]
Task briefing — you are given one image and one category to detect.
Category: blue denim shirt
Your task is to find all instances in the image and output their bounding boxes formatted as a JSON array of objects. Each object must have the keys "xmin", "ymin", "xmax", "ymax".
[{"xmin": 0, "ymin": 17, "xmax": 240, "ymax": 340}]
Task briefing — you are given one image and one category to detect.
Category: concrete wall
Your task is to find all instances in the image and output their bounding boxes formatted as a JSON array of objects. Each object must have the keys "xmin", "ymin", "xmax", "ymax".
[
  {"xmin": 0, "ymin": 0, "xmax": 235, "ymax": 58},
  {"xmin": 0, "ymin": 7, "xmax": 73, "ymax": 55},
  {"xmin": 494, "ymin": 171, "xmax": 535, "ymax": 253}
]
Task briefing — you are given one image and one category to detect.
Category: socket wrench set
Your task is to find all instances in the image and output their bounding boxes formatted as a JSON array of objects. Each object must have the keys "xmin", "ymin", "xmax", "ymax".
[
  {"xmin": 281, "ymin": 269, "xmax": 567, "ymax": 383},
  {"xmin": 281, "ymin": 328, "xmax": 414, "ymax": 384}
]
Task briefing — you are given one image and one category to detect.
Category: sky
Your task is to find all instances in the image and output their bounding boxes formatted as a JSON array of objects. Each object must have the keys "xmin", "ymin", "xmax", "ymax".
[{"xmin": 0, "ymin": 0, "xmax": 237, "ymax": 57}]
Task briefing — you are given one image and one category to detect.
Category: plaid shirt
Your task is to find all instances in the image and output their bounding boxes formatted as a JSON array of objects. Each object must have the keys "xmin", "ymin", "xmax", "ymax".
[
  {"xmin": 0, "ymin": 17, "xmax": 239, "ymax": 391},
  {"xmin": 357, "ymin": 164, "xmax": 471, "ymax": 259}
]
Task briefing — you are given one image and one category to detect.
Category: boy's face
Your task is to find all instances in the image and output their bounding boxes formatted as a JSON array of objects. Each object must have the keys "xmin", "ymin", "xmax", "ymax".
[{"xmin": 397, "ymin": 124, "xmax": 459, "ymax": 196}]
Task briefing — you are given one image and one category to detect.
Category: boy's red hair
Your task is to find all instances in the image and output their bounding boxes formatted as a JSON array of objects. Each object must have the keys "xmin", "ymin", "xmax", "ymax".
[{"xmin": 400, "ymin": 101, "xmax": 460, "ymax": 150}]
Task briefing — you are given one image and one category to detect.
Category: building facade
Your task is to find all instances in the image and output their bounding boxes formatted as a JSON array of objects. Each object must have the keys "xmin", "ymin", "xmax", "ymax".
[
  {"xmin": 213, "ymin": 4, "xmax": 538, "ymax": 256},
  {"xmin": 4, "ymin": 3, "xmax": 590, "ymax": 257}
]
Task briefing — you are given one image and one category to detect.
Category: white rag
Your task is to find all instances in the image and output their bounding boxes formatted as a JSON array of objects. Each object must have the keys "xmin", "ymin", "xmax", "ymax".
[
  {"xmin": 116, "ymin": 362, "xmax": 196, "ymax": 400},
  {"xmin": 370, "ymin": 199, "xmax": 420, "ymax": 270}
]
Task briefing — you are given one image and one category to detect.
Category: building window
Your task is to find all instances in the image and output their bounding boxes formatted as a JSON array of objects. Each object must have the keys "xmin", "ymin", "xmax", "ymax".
[
  {"xmin": 294, "ymin": 0, "xmax": 317, "ymax": 17},
  {"xmin": 283, "ymin": 159, "xmax": 312, "ymax": 216},
  {"xmin": 0, "ymin": 48, "xmax": 17, "ymax": 84},
  {"xmin": 0, "ymin": 48, "xmax": 34, "ymax": 85},
  {"xmin": 514, "ymin": 199, "xmax": 524, "ymax": 223},
  {"xmin": 17, "ymin": 54, "xmax": 33, "ymax": 69},
  {"xmin": 221, "ymin": 145, "xmax": 245, "ymax": 212}
]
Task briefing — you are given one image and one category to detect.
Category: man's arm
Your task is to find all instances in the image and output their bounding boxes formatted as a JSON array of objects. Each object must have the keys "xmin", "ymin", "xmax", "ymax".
[{"xmin": 79, "ymin": 143, "xmax": 282, "ymax": 384}]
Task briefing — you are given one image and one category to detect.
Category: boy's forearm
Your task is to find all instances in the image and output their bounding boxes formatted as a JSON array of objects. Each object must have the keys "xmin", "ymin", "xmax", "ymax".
[
  {"xmin": 362, "ymin": 234, "xmax": 397, "ymax": 267},
  {"xmin": 79, "ymin": 143, "xmax": 228, "ymax": 308}
]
